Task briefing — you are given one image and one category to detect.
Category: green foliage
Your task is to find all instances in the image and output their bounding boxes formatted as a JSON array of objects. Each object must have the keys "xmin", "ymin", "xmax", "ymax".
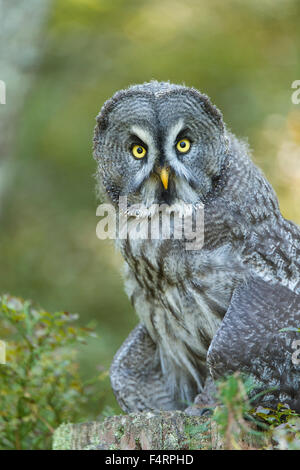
[
  {"xmin": 186, "ymin": 373, "xmax": 300, "ymax": 450},
  {"xmin": 253, "ymin": 403, "xmax": 300, "ymax": 427},
  {"xmin": 0, "ymin": 295, "xmax": 100, "ymax": 450},
  {"xmin": 184, "ymin": 419, "xmax": 211, "ymax": 450},
  {"xmin": 212, "ymin": 373, "xmax": 267, "ymax": 449},
  {"xmin": 280, "ymin": 327, "xmax": 300, "ymax": 333},
  {"xmin": 271, "ymin": 418, "xmax": 300, "ymax": 450},
  {"xmin": 252, "ymin": 404, "xmax": 300, "ymax": 450}
]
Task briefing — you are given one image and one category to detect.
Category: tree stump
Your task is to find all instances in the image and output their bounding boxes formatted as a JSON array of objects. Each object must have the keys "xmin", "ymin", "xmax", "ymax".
[{"xmin": 52, "ymin": 411, "xmax": 215, "ymax": 450}]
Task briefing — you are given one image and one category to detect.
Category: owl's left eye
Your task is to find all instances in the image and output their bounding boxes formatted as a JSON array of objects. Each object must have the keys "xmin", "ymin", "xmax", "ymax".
[
  {"xmin": 132, "ymin": 144, "xmax": 147, "ymax": 159},
  {"xmin": 176, "ymin": 138, "xmax": 191, "ymax": 153}
]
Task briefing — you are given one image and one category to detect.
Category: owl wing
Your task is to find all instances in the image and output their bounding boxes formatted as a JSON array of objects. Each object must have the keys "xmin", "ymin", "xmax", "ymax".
[
  {"xmin": 110, "ymin": 323, "xmax": 183, "ymax": 412},
  {"xmin": 207, "ymin": 276, "xmax": 300, "ymax": 411}
]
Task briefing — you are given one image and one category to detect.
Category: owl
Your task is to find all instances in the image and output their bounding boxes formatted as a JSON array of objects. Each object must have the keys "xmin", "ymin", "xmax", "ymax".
[{"xmin": 93, "ymin": 81, "xmax": 300, "ymax": 414}]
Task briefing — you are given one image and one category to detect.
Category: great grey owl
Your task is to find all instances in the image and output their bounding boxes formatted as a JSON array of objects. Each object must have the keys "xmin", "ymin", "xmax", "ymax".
[{"xmin": 93, "ymin": 81, "xmax": 300, "ymax": 414}]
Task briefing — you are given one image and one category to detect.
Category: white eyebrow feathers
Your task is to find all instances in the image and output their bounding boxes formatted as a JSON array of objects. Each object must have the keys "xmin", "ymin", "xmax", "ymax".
[
  {"xmin": 130, "ymin": 125, "xmax": 154, "ymax": 148},
  {"xmin": 131, "ymin": 120, "xmax": 185, "ymax": 149},
  {"xmin": 165, "ymin": 119, "xmax": 185, "ymax": 150}
]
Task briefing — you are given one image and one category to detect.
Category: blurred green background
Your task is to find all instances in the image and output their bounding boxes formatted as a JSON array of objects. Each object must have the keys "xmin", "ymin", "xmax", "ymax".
[{"xmin": 1, "ymin": 0, "xmax": 300, "ymax": 417}]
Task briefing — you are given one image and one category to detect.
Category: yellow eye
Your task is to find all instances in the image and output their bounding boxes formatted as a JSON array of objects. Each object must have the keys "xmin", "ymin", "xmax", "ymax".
[
  {"xmin": 132, "ymin": 144, "xmax": 147, "ymax": 159},
  {"xmin": 176, "ymin": 138, "xmax": 191, "ymax": 153}
]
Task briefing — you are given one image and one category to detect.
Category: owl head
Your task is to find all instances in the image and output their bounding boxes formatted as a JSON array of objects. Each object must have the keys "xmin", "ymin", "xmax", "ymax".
[{"xmin": 93, "ymin": 81, "xmax": 228, "ymax": 209}]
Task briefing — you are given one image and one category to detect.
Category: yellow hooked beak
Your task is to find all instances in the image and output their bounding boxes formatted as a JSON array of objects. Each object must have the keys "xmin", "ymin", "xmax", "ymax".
[{"xmin": 160, "ymin": 167, "xmax": 169, "ymax": 190}]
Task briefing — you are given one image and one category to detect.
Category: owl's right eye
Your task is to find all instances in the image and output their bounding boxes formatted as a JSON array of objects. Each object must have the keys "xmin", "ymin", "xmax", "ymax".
[{"xmin": 132, "ymin": 144, "xmax": 147, "ymax": 159}]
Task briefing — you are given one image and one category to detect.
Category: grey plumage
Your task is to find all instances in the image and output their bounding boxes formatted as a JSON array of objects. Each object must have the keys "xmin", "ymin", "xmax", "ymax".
[
  {"xmin": 207, "ymin": 277, "xmax": 300, "ymax": 411},
  {"xmin": 93, "ymin": 81, "xmax": 300, "ymax": 412}
]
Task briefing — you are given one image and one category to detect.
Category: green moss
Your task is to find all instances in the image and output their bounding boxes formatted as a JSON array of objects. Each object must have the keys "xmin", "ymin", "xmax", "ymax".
[
  {"xmin": 114, "ymin": 425, "xmax": 125, "ymax": 441},
  {"xmin": 52, "ymin": 423, "xmax": 73, "ymax": 451}
]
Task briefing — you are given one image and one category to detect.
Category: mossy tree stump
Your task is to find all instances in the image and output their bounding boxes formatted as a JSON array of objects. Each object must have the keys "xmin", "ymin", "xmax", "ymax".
[{"xmin": 53, "ymin": 411, "xmax": 214, "ymax": 450}]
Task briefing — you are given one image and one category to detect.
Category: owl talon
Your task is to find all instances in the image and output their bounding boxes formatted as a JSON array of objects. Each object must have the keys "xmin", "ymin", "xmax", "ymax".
[{"xmin": 184, "ymin": 405, "xmax": 214, "ymax": 417}]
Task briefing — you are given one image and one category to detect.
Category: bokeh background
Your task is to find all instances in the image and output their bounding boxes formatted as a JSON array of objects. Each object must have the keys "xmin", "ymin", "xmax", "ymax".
[{"xmin": 0, "ymin": 0, "xmax": 300, "ymax": 417}]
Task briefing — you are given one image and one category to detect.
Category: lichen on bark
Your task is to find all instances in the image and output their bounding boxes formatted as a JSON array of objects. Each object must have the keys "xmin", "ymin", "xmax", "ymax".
[{"xmin": 52, "ymin": 411, "xmax": 211, "ymax": 451}]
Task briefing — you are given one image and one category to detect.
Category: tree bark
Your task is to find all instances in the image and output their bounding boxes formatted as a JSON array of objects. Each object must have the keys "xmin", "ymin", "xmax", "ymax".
[{"xmin": 52, "ymin": 411, "xmax": 214, "ymax": 450}]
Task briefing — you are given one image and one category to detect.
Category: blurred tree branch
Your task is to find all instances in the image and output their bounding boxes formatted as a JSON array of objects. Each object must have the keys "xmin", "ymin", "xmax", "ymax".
[{"xmin": 0, "ymin": 0, "xmax": 51, "ymax": 214}]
